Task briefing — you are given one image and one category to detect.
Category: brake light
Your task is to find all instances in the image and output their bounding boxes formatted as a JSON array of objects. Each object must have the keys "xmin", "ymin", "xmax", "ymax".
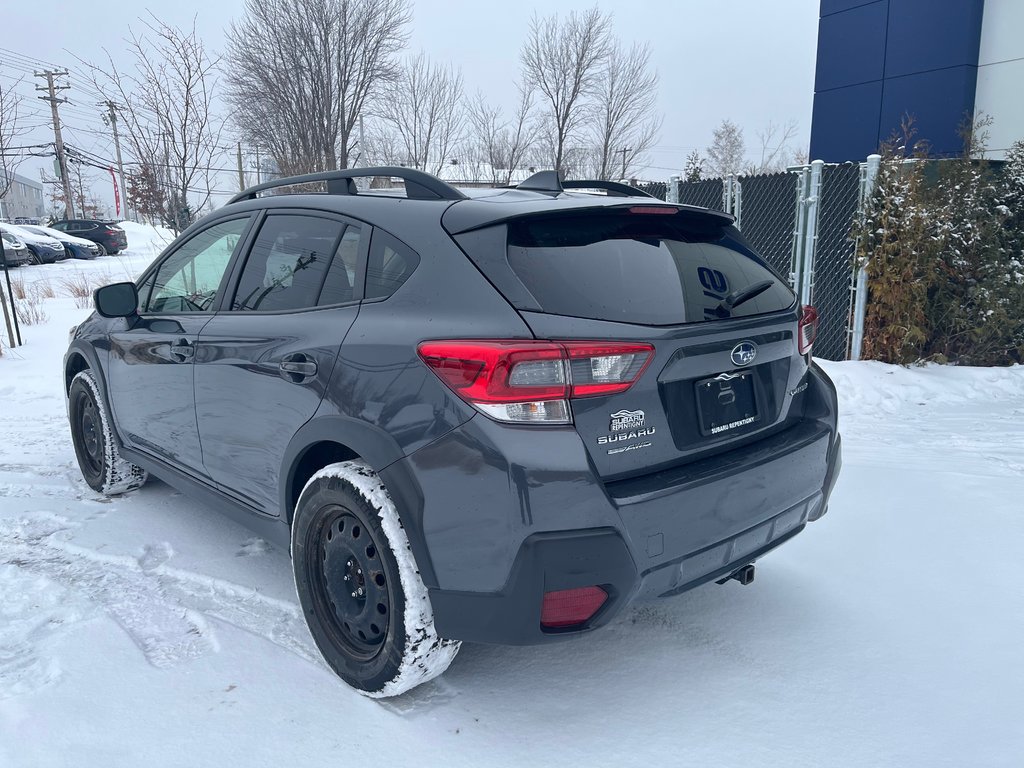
[
  {"xmin": 798, "ymin": 305, "xmax": 819, "ymax": 356},
  {"xmin": 628, "ymin": 206, "xmax": 676, "ymax": 215},
  {"xmin": 418, "ymin": 340, "xmax": 653, "ymax": 424},
  {"xmin": 541, "ymin": 586, "xmax": 608, "ymax": 629}
]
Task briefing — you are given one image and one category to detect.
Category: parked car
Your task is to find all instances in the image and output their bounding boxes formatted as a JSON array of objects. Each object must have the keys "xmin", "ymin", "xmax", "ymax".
[
  {"xmin": 49, "ymin": 219, "xmax": 127, "ymax": 255},
  {"xmin": 63, "ymin": 168, "xmax": 841, "ymax": 698},
  {"xmin": 1, "ymin": 231, "xmax": 32, "ymax": 266},
  {"xmin": 0, "ymin": 223, "xmax": 67, "ymax": 264},
  {"xmin": 19, "ymin": 224, "xmax": 101, "ymax": 260}
]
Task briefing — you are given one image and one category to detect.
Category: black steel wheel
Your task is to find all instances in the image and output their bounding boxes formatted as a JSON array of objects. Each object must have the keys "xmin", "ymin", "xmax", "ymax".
[
  {"xmin": 312, "ymin": 508, "xmax": 392, "ymax": 659},
  {"xmin": 291, "ymin": 462, "xmax": 459, "ymax": 696},
  {"xmin": 67, "ymin": 370, "xmax": 148, "ymax": 495}
]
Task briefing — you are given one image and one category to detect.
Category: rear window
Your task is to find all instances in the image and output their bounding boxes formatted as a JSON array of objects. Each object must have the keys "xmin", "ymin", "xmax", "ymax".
[{"xmin": 501, "ymin": 211, "xmax": 795, "ymax": 326}]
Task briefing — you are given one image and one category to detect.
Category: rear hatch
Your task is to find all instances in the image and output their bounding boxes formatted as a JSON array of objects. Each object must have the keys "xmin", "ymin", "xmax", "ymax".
[{"xmin": 448, "ymin": 204, "xmax": 816, "ymax": 481}]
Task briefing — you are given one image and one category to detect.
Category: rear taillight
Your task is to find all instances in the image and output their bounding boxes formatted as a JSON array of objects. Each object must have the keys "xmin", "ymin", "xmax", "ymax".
[
  {"xmin": 540, "ymin": 586, "xmax": 608, "ymax": 629},
  {"xmin": 798, "ymin": 305, "xmax": 819, "ymax": 356},
  {"xmin": 418, "ymin": 340, "xmax": 653, "ymax": 424}
]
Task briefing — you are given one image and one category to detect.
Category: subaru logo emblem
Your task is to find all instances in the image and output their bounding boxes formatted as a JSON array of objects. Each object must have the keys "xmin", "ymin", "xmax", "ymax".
[{"xmin": 730, "ymin": 341, "xmax": 757, "ymax": 367}]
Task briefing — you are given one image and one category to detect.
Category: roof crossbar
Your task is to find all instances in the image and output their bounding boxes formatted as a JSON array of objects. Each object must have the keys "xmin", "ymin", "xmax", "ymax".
[{"xmin": 228, "ymin": 167, "xmax": 467, "ymax": 204}]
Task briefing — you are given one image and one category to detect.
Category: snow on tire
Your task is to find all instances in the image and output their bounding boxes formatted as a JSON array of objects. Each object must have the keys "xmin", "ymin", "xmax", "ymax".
[
  {"xmin": 291, "ymin": 460, "xmax": 460, "ymax": 697},
  {"xmin": 68, "ymin": 369, "xmax": 148, "ymax": 496}
]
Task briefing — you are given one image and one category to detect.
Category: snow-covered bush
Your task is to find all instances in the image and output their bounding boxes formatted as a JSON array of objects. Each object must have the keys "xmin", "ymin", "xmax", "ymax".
[{"xmin": 857, "ymin": 121, "xmax": 1024, "ymax": 366}]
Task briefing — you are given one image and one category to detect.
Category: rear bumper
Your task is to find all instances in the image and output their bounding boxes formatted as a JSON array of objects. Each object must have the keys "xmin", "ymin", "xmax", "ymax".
[
  {"xmin": 2, "ymin": 249, "xmax": 31, "ymax": 266},
  {"xmin": 398, "ymin": 367, "xmax": 842, "ymax": 645}
]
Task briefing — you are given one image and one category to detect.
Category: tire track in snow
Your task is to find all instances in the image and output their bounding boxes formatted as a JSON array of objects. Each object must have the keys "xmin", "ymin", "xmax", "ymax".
[{"xmin": 0, "ymin": 514, "xmax": 320, "ymax": 694}]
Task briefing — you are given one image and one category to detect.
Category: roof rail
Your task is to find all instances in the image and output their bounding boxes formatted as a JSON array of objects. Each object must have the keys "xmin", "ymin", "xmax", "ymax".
[
  {"xmin": 228, "ymin": 167, "xmax": 467, "ymax": 205},
  {"xmin": 515, "ymin": 171, "xmax": 655, "ymax": 199},
  {"xmin": 562, "ymin": 179, "xmax": 654, "ymax": 198}
]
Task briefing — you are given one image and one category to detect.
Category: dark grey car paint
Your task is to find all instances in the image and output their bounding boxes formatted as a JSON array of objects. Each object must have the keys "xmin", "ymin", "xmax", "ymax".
[{"xmin": 64, "ymin": 187, "xmax": 841, "ymax": 647}]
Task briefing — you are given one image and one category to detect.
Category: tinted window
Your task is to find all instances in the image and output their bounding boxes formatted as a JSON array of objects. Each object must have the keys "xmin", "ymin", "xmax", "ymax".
[
  {"xmin": 317, "ymin": 225, "xmax": 362, "ymax": 306},
  {"xmin": 50, "ymin": 222, "xmax": 69, "ymax": 232},
  {"xmin": 232, "ymin": 214, "xmax": 344, "ymax": 312},
  {"xmin": 504, "ymin": 212, "xmax": 795, "ymax": 326},
  {"xmin": 146, "ymin": 217, "xmax": 250, "ymax": 313},
  {"xmin": 365, "ymin": 231, "xmax": 419, "ymax": 300}
]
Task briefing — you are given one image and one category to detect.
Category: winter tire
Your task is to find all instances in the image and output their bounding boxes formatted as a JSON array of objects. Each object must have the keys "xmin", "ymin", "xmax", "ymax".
[
  {"xmin": 96, "ymin": 243, "xmax": 108, "ymax": 257},
  {"xmin": 68, "ymin": 369, "xmax": 148, "ymax": 495},
  {"xmin": 291, "ymin": 461, "xmax": 460, "ymax": 697}
]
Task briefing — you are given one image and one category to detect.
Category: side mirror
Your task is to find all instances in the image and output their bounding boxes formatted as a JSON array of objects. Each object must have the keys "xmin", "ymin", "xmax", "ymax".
[{"xmin": 95, "ymin": 282, "xmax": 139, "ymax": 318}]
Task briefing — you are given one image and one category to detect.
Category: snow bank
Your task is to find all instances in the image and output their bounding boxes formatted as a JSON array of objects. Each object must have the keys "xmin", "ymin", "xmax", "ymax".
[
  {"xmin": 819, "ymin": 359, "xmax": 1024, "ymax": 417},
  {"xmin": 116, "ymin": 221, "xmax": 174, "ymax": 258}
]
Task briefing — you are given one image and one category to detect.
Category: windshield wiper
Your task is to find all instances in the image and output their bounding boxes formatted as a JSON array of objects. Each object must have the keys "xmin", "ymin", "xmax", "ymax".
[{"xmin": 718, "ymin": 279, "xmax": 774, "ymax": 314}]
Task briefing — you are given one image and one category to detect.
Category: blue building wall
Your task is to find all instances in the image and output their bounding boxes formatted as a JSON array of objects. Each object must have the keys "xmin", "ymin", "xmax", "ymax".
[{"xmin": 810, "ymin": 0, "xmax": 986, "ymax": 162}]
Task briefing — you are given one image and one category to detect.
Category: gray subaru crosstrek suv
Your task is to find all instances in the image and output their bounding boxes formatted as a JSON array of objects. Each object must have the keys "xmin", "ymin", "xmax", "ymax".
[{"xmin": 64, "ymin": 168, "xmax": 841, "ymax": 697}]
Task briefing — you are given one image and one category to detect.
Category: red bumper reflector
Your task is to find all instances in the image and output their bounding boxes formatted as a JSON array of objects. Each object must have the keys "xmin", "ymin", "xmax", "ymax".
[{"xmin": 540, "ymin": 586, "xmax": 608, "ymax": 629}]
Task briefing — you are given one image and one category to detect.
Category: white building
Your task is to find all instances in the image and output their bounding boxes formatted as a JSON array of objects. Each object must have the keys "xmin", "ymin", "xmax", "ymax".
[{"xmin": 0, "ymin": 172, "xmax": 46, "ymax": 222}]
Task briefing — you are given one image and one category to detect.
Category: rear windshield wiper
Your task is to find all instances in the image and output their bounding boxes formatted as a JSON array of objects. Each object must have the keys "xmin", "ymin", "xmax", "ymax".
[{"xmin": 719, "ymin": 279, "xmax": 774, "ymax": 314}]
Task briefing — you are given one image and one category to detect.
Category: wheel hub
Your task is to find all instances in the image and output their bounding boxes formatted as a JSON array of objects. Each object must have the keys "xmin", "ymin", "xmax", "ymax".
[
  {"xmin": 318, "ymin": 511, "xmax": 389, "ymax": 657},
  {"xmin": 79, "ymin": 396, "xmax": 103, "ymax": 473}
]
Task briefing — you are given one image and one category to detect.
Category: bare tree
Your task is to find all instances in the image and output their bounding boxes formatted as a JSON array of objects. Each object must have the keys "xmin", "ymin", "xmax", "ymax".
[
  {"xmin": 0, "ymin": 78, "xmax": 28, "ymax": 204},
  {"xmin": 520, "ymin": 6, "xmax": 612, "ymax": 175},
  {"xmin": 226, "ymin": 0, "xmax": 411, "ymax": 176},
  {"xmin": 465, "ymin": 88, "xmax": 539, "ymax": 185},
  {"xmin": 85, "ymin": 16, "xmax": 223, "ymax": 232},
  {"xmin": 745, "ymin": 120, "xmax": 800, "ymax": 174},
  {"xmin": 377, "ymin": 52, "xmax": 464, "ymax": 176},
  {"xmin": 590, "ymin": 41, "xmax": 660, "ymax": 180},
  {"xmin": 705, "ymin": 119, "xmax": 746, "ymax": 178}
]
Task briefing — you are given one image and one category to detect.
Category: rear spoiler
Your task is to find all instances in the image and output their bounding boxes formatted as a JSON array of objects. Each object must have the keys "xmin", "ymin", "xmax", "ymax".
[{"xmin": 442, "ymin": 197, "xmax": 735, "ymax": 235}]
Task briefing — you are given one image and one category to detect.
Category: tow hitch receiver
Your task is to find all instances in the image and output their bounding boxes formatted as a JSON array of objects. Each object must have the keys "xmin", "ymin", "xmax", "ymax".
[{"xmin": 717, "ymin": 564, "xmax": 755, "ymax": 586}]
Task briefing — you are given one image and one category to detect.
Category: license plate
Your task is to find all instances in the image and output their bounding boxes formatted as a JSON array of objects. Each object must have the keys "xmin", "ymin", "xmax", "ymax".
[{"xmin": 695, "ymin": 371, "xmax": 759, "ymax": 436}]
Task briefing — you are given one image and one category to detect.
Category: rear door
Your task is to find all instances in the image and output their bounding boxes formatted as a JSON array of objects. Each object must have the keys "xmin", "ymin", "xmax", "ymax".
[
  {"xmin": 454, "ymin": 207, "xmax": 810, "ymax": 480},
  {"xmin": 194, "ymin": 211, "xmax": 366, "ymax": 516}
]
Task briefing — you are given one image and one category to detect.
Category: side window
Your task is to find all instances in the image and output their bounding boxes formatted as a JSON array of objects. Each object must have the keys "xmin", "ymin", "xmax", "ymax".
[
  {"xmin": 146, "ymin": 217, "xmax": 250, "ymax": 313},
  {"xmin": 365, "ymin": 230, "xmax": 419, "ymax": 301},
  {"xmin": 232, "ymin": 214, "xmax": 345, "ymax": 312},
  {"xmin": 317, "ymin": 225, "xmax": 362, "ymax": 306}
]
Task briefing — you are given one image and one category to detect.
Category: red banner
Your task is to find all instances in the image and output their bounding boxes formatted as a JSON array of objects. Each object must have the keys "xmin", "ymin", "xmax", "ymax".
[{"xmin": 109, "ymin": 167, "xmax": 121, "ymax": 218}]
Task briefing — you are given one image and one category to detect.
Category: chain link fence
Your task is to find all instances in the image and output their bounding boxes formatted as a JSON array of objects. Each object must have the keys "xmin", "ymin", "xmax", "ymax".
[
  {"xmin": 633, "ymin": 180, "xmax": 667, "ymax": 200},
  {"xmin": 670, "ymin": 162, "xmax": 865, "ymax": 361},
  {"xmin": 677, "ymin": 178, "xmax": 725, "ymax": 211},
  {"xmin": 732, "ymin": 172, "xmax": 799, "ymax": 279},
  {"xmin": 808, "ymin": 164, "xmax": 860, "ymax": 361}
]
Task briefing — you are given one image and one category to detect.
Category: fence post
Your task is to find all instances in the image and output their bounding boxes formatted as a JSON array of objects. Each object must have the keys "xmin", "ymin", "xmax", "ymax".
[
  {"xmin": 790, "ymin": 165, "xmax": 810, "ymax": 290},
  {"xmin": 667, "ymin": 175, "xmax": 680, "ymax": 204},
  {"xmin": 733, "ymin": 177, "xmax": 743, "ymax": 230},
  {"xmin": 798, "ymin": 160, "xmax": 824, "ymax": 307},
  {"xmin": 849, "ymin": 153, "xmax": 881, "ymax": 361}
]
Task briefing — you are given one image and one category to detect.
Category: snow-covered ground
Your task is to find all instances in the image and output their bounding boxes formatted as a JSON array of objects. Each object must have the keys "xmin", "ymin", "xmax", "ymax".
[{"xmin": 1, "ymin": 235, "xmax": 1023, "ymax": 766}]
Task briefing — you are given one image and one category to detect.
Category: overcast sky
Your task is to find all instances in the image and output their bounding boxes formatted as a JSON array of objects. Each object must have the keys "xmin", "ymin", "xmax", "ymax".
[{"xmin": 3, "ymin": 0, "xmax": 820, "ymax": 211}]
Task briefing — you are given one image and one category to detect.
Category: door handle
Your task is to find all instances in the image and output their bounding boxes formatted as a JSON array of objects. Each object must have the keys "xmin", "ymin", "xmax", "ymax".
[
  {"xmin": 279, "ymin": 354, "xmax": 318, "ymax": 383},
  {"xmin": 169, "ymin": 339, "xmax": 195, "ymax": 362}
]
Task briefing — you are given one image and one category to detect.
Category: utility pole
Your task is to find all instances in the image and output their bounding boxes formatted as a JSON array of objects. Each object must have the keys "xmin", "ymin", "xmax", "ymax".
[
  {"xmin": 255, "ymin": 145, "xmax": 261, "ymax": 185},
  {"xmin": 236, "ymin": 142, "xmax": 245, "ymax": 191},
  {"xmin": 102, "ymin": 101, "xmax": 130, "ymax": 220},
  {"xmin": 619, "ymin": 147, "xmax": 632, "ymax": 181},
  {"xmin": 36, "ymin": 70, "xmax": 75, "ymax": 218}
]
